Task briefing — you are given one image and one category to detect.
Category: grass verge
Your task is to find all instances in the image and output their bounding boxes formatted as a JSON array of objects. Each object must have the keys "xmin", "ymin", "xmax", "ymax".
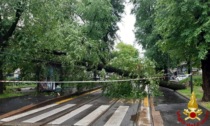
[
  {"xmin": 0, "ymin": 84, "xmax": 37, "ymax": 99},
  {"xmin": 177, "ymin": 86, "xmax": 210, "ymax": 110},
  {"xmin": 0, "ymin": 92, "xmax": 24, "ymax": 99}
]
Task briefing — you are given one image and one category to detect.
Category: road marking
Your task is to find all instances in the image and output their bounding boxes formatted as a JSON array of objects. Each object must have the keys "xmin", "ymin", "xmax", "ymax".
[
  {"xmin": 137, "ymin": 97, "xmax": 151, "ymax": 126},
  {"xmin": 144, "ymin": 97, "xmax": 149, "ymax": 107},
  {"xmin": 48, "ymin": 104, "xmax": 92, "ymax": 125},
  {"xmin": 74, "ymin": 105, "xmax": 110, "ymax": 126},
  {"xmin": 56, "ymin": 97, "xmax": 75, "ymax": 105},
  {"xmin": 0, "ymin": 104, "xmax": 57, "ymax": 122},
  {"xmin": 104, "ymin": 106, "xmax": 129, "ymax": 126},
  {"xmin": 55, "ymin": 89, "xmax": 101, "ymax": 105},
  {"xmin": 23, "ymin": 104, "xmax": 75, "ymax": 123}
]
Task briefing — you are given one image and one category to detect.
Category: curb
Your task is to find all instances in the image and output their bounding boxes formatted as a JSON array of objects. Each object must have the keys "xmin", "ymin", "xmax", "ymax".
[
  {"xmin": 137, "ymin": 97, "xmax": 151, "ymax": 126},
  {"xmin": 0, "ymin": 87, "xmax": 101, "ymax": 119},
  {"xmin": 175, "ymin": 90, "xmax": 210, "ymax": 111},
  {"xmin": 143, "ymin": 85, "xmax": 164, "ymax": 126},
  {"xmin": 149, "ymin": 97, "xmax": 164, "ymax": 126},
  {"xmin": 148, "ymin": 94, "xmax": 153, "ymax": 126}
]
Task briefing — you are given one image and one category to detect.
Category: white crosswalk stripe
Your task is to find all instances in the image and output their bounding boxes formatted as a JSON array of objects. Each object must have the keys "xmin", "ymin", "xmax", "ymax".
[
  {"xmin": 0, "ymin": 104, "xmax": 57, "ymax": 122},
  {"xmin": 1, "ymin": 103, "xmax": 131, "ymax": 126},
  {"xmin": 74, "ymin": 105, "xmax": 110, "ymax": 126},
  {"xmin": 104, "ymin": 106, "xmax": 129, "ymax": 126},
  {"xmin": 23, "ymin": 104, "xmax": 75, "ymax": 123},
  {"xmin": 48, "ymin": 104, "xmax": 92, "ymax": 125}
]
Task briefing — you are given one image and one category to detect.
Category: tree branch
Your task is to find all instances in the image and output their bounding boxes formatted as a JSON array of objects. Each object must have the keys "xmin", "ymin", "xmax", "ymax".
[{"xmin": 2, "ymin": 2, "xmax": 23, "ymax": 45}]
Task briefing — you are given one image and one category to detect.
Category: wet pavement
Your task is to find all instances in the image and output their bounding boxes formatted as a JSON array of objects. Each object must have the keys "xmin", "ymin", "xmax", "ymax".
[
  {"xmin": 2, "ymin": 86, "xmax": 210, "ymax": 126},
  {"xmin": 0, "ymin": 90, "xmax": 144, "ymax": 126},
  {"xmin": 0, "ymin": 94, "xmax": 55, "ymax": 115},
  {"xmin": 154, "ymin": 87, "xmax": 210, "ymax": 126}
]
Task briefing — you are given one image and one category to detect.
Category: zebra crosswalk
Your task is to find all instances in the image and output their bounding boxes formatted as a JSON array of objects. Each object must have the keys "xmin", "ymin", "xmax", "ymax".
[
  {"xmin": 48, "ymin": 104, "xmax": 92, "ymax": 125},
  {"xmin": 104, "ymin": 106, "xmax": 129, "ymax": 126},
  {"xmin": 74, "ymin": 105, "xmax": 110, "ymax": 126},
  {"xmin": 0, "ymin": 104, "xmax": 57, "ymax": 122},
  {"xmin": 23, "ymin": 104, "xmax": 76, "ymax": 123},
  {"xmin": 0, "ymin": 102, "xmax": 140, "ymax": 126}
]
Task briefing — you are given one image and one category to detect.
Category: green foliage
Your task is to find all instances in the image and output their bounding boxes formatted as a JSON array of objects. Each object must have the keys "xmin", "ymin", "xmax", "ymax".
[
  {"xmin": 132, "ymin": 0, "xmax": 210, "ymax": 101},
  {"xmin": 0, "ymin": 0, "xmax": 126, "ymax": 94},
  {"xmin": 132, "ymin": 0, "xmax": 156, "ymax": 48},
  {"xmin": 132, "ymin": 0, "xmax": 175, "ymax": 71},
  {"xmin": 99, "ymin": 68, "xmax": 106, "ymax": 80},
  {"xmin": 104, "ymin": 43, "xmax": 160, "ymax": 98},
  {"xmin": 141, "ymin": 58, "xmax": 162, "ymax": 96},
  {"xmin": 155, "ymin": 0, "xmax": 210, "ymax": 63},
  {"xmin": 0, "ymin": 83, "xmax": 37, "ymax": 99},
  {"xmin": 0, "ymin": 92, "xmax": 24, "ymax": 99},
  {"xmin": 193, "ymin": 75, "xmax": 202, "ymax": 86},
  {"xmin": 104, "ymin": 81, "xmax": 147, "ymax": 99},
  {"xmin": 76, "ymin": 0, "xmax": 117, "ymax": 40},
  {"xmin": 179, "ymin": 78, "xmax": 189, "ymax": 85},
  {"xmin": 6, "ymin": 83, "xmax": 36, "ymax": 89},
  {"xmin": 180, "ymin": 75, "xmax": 202, "ymax": 86},
  {"xmin": 104, "ymin": 82, "xmax": 132, "ymax": 98},
  {"xmin": 109, "ymin": 42, "xmax": 142, "ymax": 76},
  {"xmin": 0, "ymin": 0, "xmax": 125, "ymax": 81}
]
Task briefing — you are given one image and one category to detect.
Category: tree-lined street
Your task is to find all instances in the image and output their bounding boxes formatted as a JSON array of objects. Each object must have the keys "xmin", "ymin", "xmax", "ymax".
[{"xmin": 1, "ymin": 0, "xmax": 210, "ymax": 125}]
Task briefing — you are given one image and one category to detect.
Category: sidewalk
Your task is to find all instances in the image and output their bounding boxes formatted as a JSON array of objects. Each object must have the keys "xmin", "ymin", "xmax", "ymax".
[{"xmin": 0, "ymin": 94, "xmax": 55, "ymax": 115}]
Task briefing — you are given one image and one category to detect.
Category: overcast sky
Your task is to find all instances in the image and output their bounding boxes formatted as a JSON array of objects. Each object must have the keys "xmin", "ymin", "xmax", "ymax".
[{"xmin": 116, "ymin": 1, "xmax": 143, "ymax": 55}]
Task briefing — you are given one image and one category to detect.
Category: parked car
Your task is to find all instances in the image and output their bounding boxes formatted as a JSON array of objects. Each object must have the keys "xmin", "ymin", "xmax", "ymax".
[{"xmin": 176, "ymin": 74, "xmax": 189, "ymax": 81}]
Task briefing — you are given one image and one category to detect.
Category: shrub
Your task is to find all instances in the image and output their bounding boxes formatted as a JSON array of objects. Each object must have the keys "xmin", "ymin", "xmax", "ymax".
[
  {"xmin": 193, "ymin": 76, "xmax": 202, "ymax": 86},
  {"xmin": 179, "ymin": 75, "xmax": 202, "ymax": 86}
]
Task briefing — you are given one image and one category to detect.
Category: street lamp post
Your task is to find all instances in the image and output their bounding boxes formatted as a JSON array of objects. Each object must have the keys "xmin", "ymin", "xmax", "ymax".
[
  {"xmin": 189, "ymin": 62, "xmax": 193, "ymax": 93},
  {"xmin": 190, "ymin": 73, "xmax": 193, "ymax": 93}
]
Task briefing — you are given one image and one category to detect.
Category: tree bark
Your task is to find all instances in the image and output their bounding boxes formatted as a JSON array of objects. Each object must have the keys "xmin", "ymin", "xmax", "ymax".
[
  {"xmin": 163, "ymin": 65, "xmax": 169, "ymax": 81},
  {"xmin": 104, "ymin": 65, "xmax": 138, "ymax": 78},
  {"xmin": 0, "ymin": 61, "xmax": 4, "ymax": 94},
  {"xmin": 35, "ymin": 65, "xmax": 41, "ymax": 91},
  {"xmin": 201, "ymin": 50, "xmax": 210, "ymax": 101}
]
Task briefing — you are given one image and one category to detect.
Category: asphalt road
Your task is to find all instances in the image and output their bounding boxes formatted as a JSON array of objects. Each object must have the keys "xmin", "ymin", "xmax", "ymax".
[
  {"xmin": 3, "ymin": 86, "xmax": 208, "ymax": 126},
  {"xmin": 154, "ymin": 87, "xmax": 210, "ymax": 126},
  {"xmin": 0, "ymin": 94, "xmax": 55, "ymax": 115},
  {"xmin": 0, "ymin": 90, "xmax": 144, "ymax": 126}
]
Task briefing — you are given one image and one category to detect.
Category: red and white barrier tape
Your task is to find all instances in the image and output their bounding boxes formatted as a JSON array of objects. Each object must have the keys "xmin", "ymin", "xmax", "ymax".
[{"xmin": 0, "ymin": 77, "xmax": 162, "ymax": 84}]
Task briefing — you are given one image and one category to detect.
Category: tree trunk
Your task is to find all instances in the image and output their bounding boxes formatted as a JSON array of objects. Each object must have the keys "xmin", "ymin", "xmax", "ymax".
[
  {"xmin": 164, "ymin": 65, "xmax": 169, "ymax": 81},
  {"xmin": 0, "ymin": 61, "xmax": 4, "ymax": 94},
  {"xmin": 93, "ymin": 70, "xmax": 98, "ymax": 81},
  {"xmin": 187, "ymin": 61, "xmax": 192, "ymax": 74},
  {"xmin": 35, "ymin": 65, "xmax": 41, "ymax": 91},
  {"xmin": 0, "ymin": 3, "xmax": 23, "ymax": 94},
  {"xmin": 201, "ymin": 50, "xmax": 210, "ymax": 101}
]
